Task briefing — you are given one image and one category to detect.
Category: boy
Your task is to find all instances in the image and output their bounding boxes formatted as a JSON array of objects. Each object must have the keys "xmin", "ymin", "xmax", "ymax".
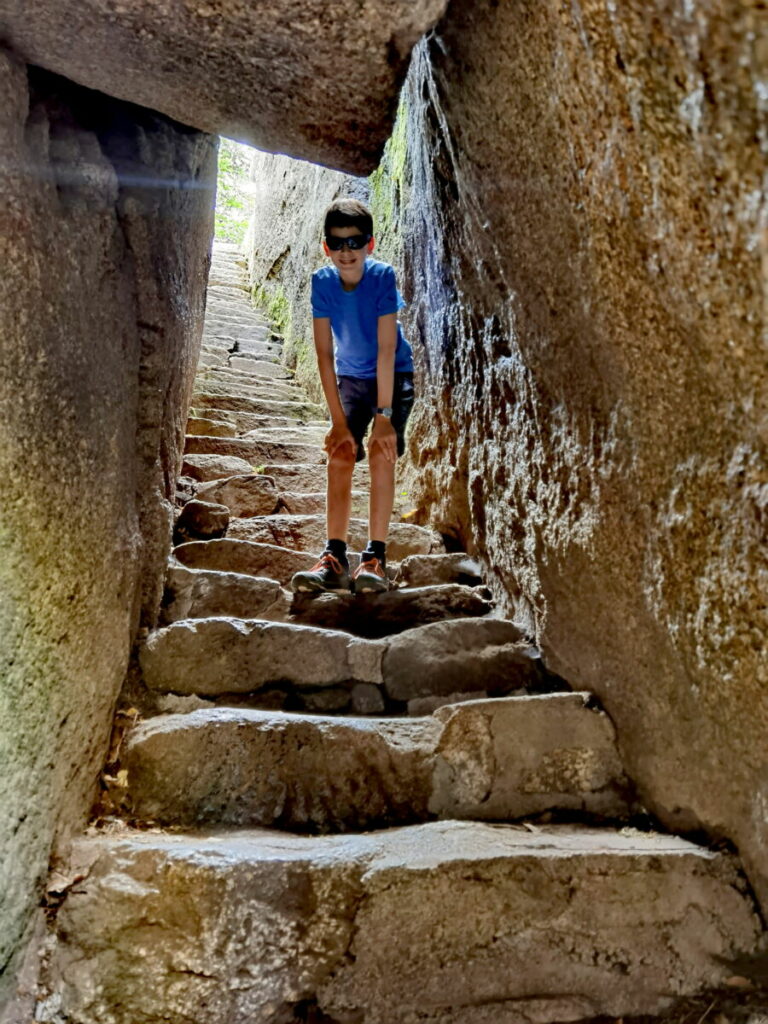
[{"xmin": 290, "ymin": 198, "xmax": 415, "ymax": 594}]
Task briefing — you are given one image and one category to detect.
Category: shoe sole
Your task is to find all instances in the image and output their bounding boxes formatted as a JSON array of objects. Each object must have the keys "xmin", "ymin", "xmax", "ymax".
[{"xmin": 291, "ymin": 581, "xmax": 351, "ymax": 594}]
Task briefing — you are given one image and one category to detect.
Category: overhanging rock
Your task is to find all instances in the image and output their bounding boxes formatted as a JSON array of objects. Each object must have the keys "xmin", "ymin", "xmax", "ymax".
[{"xmin": 0, "ymin": 0, "xmax": 449, "ymax": 173}]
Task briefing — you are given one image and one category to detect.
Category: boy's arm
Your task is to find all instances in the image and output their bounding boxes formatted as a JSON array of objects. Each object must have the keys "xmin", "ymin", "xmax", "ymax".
[
  {"xmin": 313, "ymin": 317, "xmax": 355, "ymax": 457},
  {"xmin": 370, "ymin": 312, "xmax": 398, "ymax": 463}
]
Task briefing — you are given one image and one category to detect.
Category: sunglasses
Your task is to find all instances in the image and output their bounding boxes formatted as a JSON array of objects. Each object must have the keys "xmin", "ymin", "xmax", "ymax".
[{"xmin": 325, "ymin": 234, "xmax": 371, "ymax": 251}]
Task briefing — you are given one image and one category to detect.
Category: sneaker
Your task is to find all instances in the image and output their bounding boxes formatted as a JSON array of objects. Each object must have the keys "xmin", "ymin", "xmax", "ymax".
[
  {"xmin": 351, "ymin": 555, "xmax": 389, "ymax": 594},
  {"xmin": 290, "ymin": 552, "xmax": 351, "ymax": 593}
]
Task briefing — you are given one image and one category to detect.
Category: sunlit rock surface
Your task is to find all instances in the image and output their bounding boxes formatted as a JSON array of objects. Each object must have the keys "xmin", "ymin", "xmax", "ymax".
[
  {"xmin": 0, "ymin": 0, "xmax": 448, "ymax": 173},
  {"xmin": 0, "ymin": 54, "xmax": 216, "ymax": 1001},
  {"xmin": 400, "ymin": 4, "xmax": 768, "ymax": 903}
]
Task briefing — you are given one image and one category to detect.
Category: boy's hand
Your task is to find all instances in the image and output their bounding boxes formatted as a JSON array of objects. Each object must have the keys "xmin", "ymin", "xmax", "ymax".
[
  {"xmin": 324, "ymin": 423, "xmax": 356, "ymax": 458},
  {"xmin": 369, "ymin": 416, "xmax": 397, "ymax": 463}
]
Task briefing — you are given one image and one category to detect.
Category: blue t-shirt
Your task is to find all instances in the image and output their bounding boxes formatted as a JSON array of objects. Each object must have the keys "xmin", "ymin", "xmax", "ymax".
[{"xmin": 311, "ymin": 258, "xmax": 414, "ymax": 378}]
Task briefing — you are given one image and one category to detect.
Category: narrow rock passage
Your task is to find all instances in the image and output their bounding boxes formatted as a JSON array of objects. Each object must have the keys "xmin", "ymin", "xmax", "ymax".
[{"xmin": 44, "ymin": 242, "xmax": 763, "ymax": 1024}]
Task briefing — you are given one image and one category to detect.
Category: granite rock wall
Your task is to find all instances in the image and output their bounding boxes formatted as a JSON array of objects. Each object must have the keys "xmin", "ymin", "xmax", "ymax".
[
  {"xmin": 402, "ymin": 3, "xmax": 768, "ymax": 902},
  {"xmin": 0, "ymin": 51, "xmax": 216, "ymax": 1004}
]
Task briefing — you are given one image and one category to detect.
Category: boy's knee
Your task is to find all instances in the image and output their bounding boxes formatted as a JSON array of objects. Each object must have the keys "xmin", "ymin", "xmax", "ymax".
[
  {"xmin": 368, "ymin": 445, "xmax": 396, "ymax": 471},
  {"xmin": 328, "ymin": 445, "xmax": 357, "ymax": 470}
]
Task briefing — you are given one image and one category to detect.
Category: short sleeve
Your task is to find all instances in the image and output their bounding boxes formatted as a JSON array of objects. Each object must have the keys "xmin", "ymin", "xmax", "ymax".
[
  {"xmin": 376, "ymin": 265, "xmax": 406, "ymax": 316},
  {"xmin": 311, "ymin": 273, "xmax": 331, "ymax": 317}
]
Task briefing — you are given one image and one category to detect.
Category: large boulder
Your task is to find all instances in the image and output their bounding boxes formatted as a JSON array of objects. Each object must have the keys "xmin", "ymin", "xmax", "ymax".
[
  {"xmin": 398, "ymin": 5, "xmax": 768, "ymax": 906},
  {"xmin": 47, "ymin": 824, "xmax": 762, "ymax": 1024},
  {"xmin": 0, "ymin": 54, "xmax": 215, "ymax": 1004},
  {"xmin": 0, "ymin": 0, "xmax": 450, "ymax": 174}
]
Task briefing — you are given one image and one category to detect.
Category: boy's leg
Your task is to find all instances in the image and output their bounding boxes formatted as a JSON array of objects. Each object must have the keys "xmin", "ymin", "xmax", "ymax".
[
  {"xmin": 290, "ymin": 444, "xmax": 355, "ymax": 592},
  {"xmin": 368, "ymin": 448, "xmax": 396, "ymax": 542},
  {"xmin": 353, "ymin": 373, "xmax": 415, "ymax": 594},
  {"xmin": 326, "ymin": 442, "xmax": 356, "ymax": 541},
  {"xmin": 290, "ymin": 378, "xmax": 366, "ymax": 594},
  {"xmin": 368, "ymin": 372, "xmax": 414, "ymax": 542}
]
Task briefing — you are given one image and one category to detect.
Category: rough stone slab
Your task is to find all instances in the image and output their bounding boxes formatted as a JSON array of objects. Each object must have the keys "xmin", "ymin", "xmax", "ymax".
[
  {"xmin": 278, "ymin": 489, "xmax": 367, "ymax": 517},
  {"xmin": 184, "ymin": 434, "xmax": 323, "ymax": 466},
  {"xmin": 290, "ymin": 585, "xmax": 493, "ymax": 640},
  {"xmin": 243, "ymin": 425, "xmax": 328, "ymax": 446},
  {"xmin": 49, "ymin": 823, "xmax": 762, "ymax": 1024},
  {"xmin": 123, "ymin": 708, "xmax": 439, "ymax": 830},
  {"xmin": 192, "ymin": 391, "xmax": 323, "ymax": 418},
  {"xmin": 122, "ymin": 693, "xmax": 629, "ymax": 829},
  {"xmin": 228, "ymin": 514, "xmax": 444, "ymax": 560},
  {"xmin": 193, "ymin": 473, "xmax": 279, "ymax": 517},
  {"xmin": 5, "ymin": 0, "xmax": 449, "ymax": 175},
  {"xmin": 181, "ymin": 453, "xmax": 255, "ymax": 481},
  {"xmin": 430, "ymin": 694, "xmax": 629, "ymax": 820},
  {"xmin": 259, "ymin": 462, "xmax": 330, "ymax": 491},
  {"xmin": 173, "ymin": 499, "xmax": 228, "ymax": 542},
  {"xmin": 190, "ymin": 409, "xmax": 307, "ymax": 433},
  {"xmin": 193, "ymin": 376, "xmax": 299, "ymax": 403},
  {"xmin": 161, "ymin": 566, "xmax": 284, "ymax": 625},
  {"xmin": 227, "ymin": 357, "xmax": 291, "ymax": 378},
  {"xmin": 383, "ymin": 618, "xmax": 538, "ymax": 701},
  {"xmin": 397, "ymin": 552, "xmax": 484, "ymax": 588},
  {"xmin": 173, "ymin": 538, "xmax": 316, "ymax": 585},
  {"xmin": 139, "ymin": 618, "xmax": 385, "ymax": 694},
  {"xmin": 185, "ymin": 415, "xmax": 238, "ymax": 438}
]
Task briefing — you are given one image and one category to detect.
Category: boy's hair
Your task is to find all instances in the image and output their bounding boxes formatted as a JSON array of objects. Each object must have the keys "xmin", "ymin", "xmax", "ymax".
[{"xmin": 324, "ymin": 198, "xmax": 373, "ymax": 238}]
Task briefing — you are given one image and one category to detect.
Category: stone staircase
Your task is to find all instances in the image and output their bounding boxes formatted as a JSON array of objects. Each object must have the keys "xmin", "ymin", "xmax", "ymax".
[{"xmin": 43, "ymin": 242, "xmax": 762, "ymax": 1024}]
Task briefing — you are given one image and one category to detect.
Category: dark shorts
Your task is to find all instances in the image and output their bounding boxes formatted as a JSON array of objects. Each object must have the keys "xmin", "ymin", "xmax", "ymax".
[{"xmin": 337, "ymin": 373, "xmax": 415, "ymax": 462}]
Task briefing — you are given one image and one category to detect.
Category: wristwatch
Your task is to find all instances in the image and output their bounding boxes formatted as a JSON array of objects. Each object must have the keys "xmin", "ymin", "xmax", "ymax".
[{"xmin": 375, "ymin": 406, "xmax": 393, "ymax": 418}]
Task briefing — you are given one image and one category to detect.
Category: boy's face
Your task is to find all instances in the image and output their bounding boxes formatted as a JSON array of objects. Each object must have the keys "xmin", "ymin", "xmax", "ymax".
[{"xmin": 324, "ymin": 226, "xmax": 375, "ymax": 284}]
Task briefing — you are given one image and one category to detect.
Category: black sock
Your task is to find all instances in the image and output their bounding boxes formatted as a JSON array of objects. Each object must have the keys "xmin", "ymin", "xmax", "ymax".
[
  {"xmin": 363, "ymin": 540, "xmax": 386, "ymax": 566},
  {"xmin": 325, "ymin": 538, "xmax": 348, "ymax": 565}
]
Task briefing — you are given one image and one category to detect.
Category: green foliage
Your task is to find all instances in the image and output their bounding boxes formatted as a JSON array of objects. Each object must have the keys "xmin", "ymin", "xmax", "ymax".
[
  {"xmin": 252, "ymin": 282, "xmax": 291, "ymax": 336},
  {"xmin": 215, "ymin": 138, "xmax": 253, "ymax": 244}
]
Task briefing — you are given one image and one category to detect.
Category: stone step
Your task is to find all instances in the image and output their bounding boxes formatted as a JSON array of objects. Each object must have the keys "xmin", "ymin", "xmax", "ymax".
[
  {"xmin": 193, "ymin": 473, "xmax": 280, "ymax": 516},
  {"xmin": 204, "ymin": 306, "xmax": 259, "ymax": 323},
  {"xmin": 188, "ymin": 409, "xmax": 311, "ymax": 434},
  {"xmin": 288, "ymin": 584, "xmax": 494, "ymax": 639},
  {"xmin": 200, "ymin": 338, "xmax": 280, "ymax": 361},
  {"xmin": 174, "ymin": 538, "xmax": 317, "ymax": 585},
  {"xmin": 226, "ymin": 356, "xmax": 292, "ymax": 378},
  {"xmin": 184, "ymin": 434, "xmax": 323, "ymax": 466},
  {"xmin": 277, "ymin": 489, "xmax": 367, "ymax": 517},
  {"xmin": 197, "ymin": 382, "xmax": 302, "ymax": 408},
  {"xmin": 192, "ymin": 376, "xmax": 306, "ymax": 404},
  {"xmin": 257, "ymin": 461, "xmax": 333, "ymax": 491},
  {"xmin": 202, "ymin": 314, "xmax": 273, "ymax": 331},
  {"xmin": 49, "ymin": 823, "xmax": 761, "ymax": 1024},
  {"xmin": 396, "ymin": 552, "xmax": 484, "ymax": 588},
  {"xmin": 139, "ymin": 614, "xmax": 540, "ymax": 711},
  {"xmin": 121, "ymin": 693, "xmax": 629, "ymax": 831},
  {"xmin": 192, "ymin": 392, "xmax": 324, "ymax": 419},
  {"xmin": 202, "ymin": 363, "xmax": 297, "ymax": 389},
  {"xmin": 197, "ymin": 349, "xmax": 227, "ymax": 367},
  {"xmin": 246, "ymin": 429, "xmax": 328, "ymax": 450},
  {"xmin": 186, "ymin": 415, "xmax": 238, "ymax": 438},
  {"xmin": 206, "ymin": 284, "xmax": 253, "ymax": 302},
  {"xmin": 227, "ymin": 514, "xmax": 443, "ymax": 561},
  {"xmin": 181, "ymin": 453, "xmax": 256, "ymax": 482},
  {"xmin": 161, "ymin": 565, "xmax": 288, "ymax": 625},
  {"xmin": 139, "ymin": 618, "xmax": 384, "ymax": 697},
  {"xmin": 381, "ymin": 617, "xmax": 539, "ymax": 703},
  {"xmin": 207, "ymin": 276, "xmax": 249, "ymax": 291}
]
